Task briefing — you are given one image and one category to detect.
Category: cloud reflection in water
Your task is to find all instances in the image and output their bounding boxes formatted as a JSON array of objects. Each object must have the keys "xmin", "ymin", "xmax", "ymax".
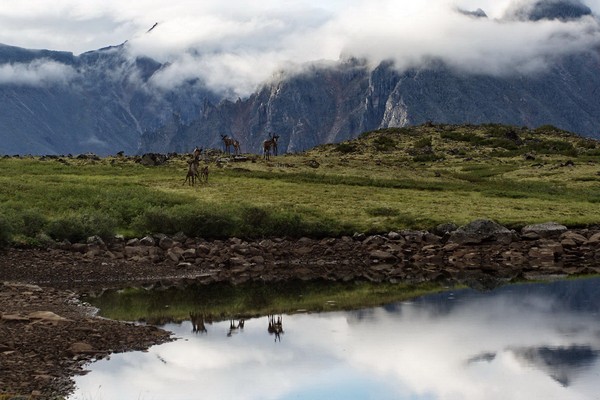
[{"xmin": 71, "ymin": 278, "xmax": 600, "ymax": 400}]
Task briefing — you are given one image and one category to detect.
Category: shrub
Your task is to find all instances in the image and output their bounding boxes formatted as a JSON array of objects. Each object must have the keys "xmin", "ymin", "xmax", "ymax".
[
  {"xmin": 335, "ymin": 142, "xmax": 358, "ymax": 154},
  {"xmin": 18, "ymin": 208, "xmax": 47, "ymax": 237},
  {"xmin": 535, "ymin": 124, "xmax": 564, "ymax": 133},
  {"xmin": 413, "ymin": 137, "xmax": 432, "ymax": 149},
  {"xmin": 366, "ymin": 207, "xmax": 397, "ymax": 217},
  {"xmin": 525, "ymin": 139, "xmax": 577, "ymax": 156},
  {"xmin": 46, "ymin": 211, "xmax": 117, "ymax": 242},
  {"xmin": 372, "ymin": 136, "xmax": 396, "ymax": 152},
  {"xmin": 0, "ymin": 214, "xmax": 13, "ymax": 246},
  {"xmin": 239, "ymin": 206, "xmax": 308, "ymax": 238},
  {"xmin": 133, "ymin": 204, "xmax": 236, "ymax": 239},
  {"xmin": 413, "ymin": 153, "xmax": 443, "ymax": 163}
]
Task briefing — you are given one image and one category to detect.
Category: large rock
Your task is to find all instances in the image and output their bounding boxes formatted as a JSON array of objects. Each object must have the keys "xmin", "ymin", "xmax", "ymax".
[
  {"xmin": 521, "ymin": 222, "xmax": 568, "ymax": 239},
  {"xmin": 139, "ymin": 153, "xmax": 168, "ymax": 166},
  {"xmin": 448, "ymin": 219, "xmax": 513, "ymax": 245}
]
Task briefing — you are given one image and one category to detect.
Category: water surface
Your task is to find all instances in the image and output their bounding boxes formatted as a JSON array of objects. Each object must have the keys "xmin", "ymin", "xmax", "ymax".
[{"xmin": 71, "ymin": 278, "xmax": 600, "ymax": 400}]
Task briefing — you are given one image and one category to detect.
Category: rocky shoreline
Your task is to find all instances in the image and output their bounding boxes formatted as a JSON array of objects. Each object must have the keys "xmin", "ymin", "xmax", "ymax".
[{"xmin": 1, "ymin": 220, "xmax": 600, "ymax": 398}]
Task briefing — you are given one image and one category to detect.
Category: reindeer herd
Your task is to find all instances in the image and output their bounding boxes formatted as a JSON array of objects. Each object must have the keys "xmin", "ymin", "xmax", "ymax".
[{"xmin": 183, "ymin": 133, "xmax": 280, "ymax": 186}]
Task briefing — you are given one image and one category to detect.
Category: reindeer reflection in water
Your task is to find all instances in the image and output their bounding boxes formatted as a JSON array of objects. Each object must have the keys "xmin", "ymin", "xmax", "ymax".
[
  {"xmin": 268, "ymin": 314, "xmax": 284, "ymax": 342},
  {"xmin": 189, "ymin": 312, "xmax": 209, "ymax": 334},
  {"xmin": 227, "ymin": 319, "xmax": 245, "ymax": 337}
]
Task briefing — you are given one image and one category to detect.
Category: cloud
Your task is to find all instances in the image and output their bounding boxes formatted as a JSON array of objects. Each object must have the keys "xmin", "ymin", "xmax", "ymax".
[
  {"xmin": 0, "ymin": 59, "xmax": 76, "ymax": 86},
  {"xmin": 72, "ymin": 287, "xmax": 600, "ymax": 400},
  {"xmin": 0, "ymin": 0, "xmax": 599, "ymax": 96}
]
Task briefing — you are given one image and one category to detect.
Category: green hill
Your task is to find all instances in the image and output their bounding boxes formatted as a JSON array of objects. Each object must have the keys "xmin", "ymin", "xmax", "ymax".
[{"xmin": 1, "ymin": 123, "xmax": 599, "ymax": 245}]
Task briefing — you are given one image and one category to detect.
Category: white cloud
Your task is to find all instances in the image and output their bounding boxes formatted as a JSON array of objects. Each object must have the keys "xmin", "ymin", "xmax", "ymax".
[
  {"xmin": 0, "ymin": 0, "xmax": 599, "ymax": 95},
  {"xmin": 0, "ymin": 59, "xmax": 76, "ymax": 86},
  {"xmin": 72, "ymin": 286, "xmax": 600, "ymax": 400}
]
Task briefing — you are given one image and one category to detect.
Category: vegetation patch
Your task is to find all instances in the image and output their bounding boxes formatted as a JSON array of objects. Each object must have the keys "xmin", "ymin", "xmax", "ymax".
[{"xmin": 1, "ymin": 123, "xmax": 599, "ymax": 243}]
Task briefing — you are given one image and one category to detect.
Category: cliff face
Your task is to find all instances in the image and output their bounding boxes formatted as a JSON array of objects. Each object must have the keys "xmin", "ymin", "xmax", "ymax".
[
  {"xmin": 0, "ymin": 40, "xmax": 599, "ymax": 156},
  {"xmin": 140, "ymin": 51, "xmax": 600, "ymax": 154}
]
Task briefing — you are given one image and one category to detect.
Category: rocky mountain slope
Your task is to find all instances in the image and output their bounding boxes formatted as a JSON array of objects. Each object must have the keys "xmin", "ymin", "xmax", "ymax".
[
  {"xmin": 142, "ymin": 53, "xmax": 600, "ymax": 155},
  {"xmin": 0, "ymin": 1, "xmax": 599, "ymax": 156}
]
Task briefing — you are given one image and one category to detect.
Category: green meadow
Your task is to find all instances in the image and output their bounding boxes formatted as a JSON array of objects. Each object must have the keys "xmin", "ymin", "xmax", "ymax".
[{"xmin": 1, "ymin": 123, "xmax": 599, "ymax": 245}]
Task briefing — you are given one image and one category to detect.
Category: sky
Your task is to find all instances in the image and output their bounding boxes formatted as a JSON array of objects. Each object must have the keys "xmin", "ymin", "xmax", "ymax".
[{"xmin": 0, "ymin": 0, "xmax": 599, "ymax": 96}]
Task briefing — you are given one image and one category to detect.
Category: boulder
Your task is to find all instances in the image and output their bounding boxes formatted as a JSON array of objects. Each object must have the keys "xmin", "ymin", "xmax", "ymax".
[
  {"xmin": 139, "ymin": 153, "xmax": 168, "ymax": 166},
  {"xmin": 521, "ymin": 222, "xmax": 567, "ymax": 238},
  {"xmin": 433, "ymin": 223, "xmax": 458, "ymax": 236},
  {"xmin": 139, "ymin": 236, "xmax": 155, "ymax": 246},
  {"xmin": 158, "ymin": 237, "xmax": 175, "ymax": 250},
  {"xmin": 560, "ymin": 231, "xmax": 588, "ymax": 245},
  {"xmin": 369, "ymin": 250, "xmax": 396, "ymax": 262},
  {"xmin": 448, "ymin": 219, "xmax": 513, "ymax": 245}
]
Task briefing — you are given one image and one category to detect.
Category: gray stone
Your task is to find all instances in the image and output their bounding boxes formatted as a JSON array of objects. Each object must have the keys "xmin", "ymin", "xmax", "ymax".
[
  {"xmin": 158, "ymin": 237, "xmax": 175, "ymax": 250},
  {"xmin": 449, "ymin": 219, "xmax": 513, "ymax": 245},
  {"xmin": 369, "ymin": 250, "xmax": 396, "ymax": 261},
  {"xmin": 387, "ymin": 231, "xmax": 403, "ymax": 240},
  {"xmin": 521, "ymin": 222, "xmax": 567, "ymax": 238},
  {"xmin": 139, "ymin": 236, "xmax": 155, "ymax": 246},
  {"xmin": 433, "ymin": 223, "xmax": 458, "ymax": 236}
]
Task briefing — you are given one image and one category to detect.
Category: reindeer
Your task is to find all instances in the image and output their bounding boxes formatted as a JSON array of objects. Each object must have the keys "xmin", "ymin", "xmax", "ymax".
[
  {"xmin": 193, "ymin": 146, "xmax": 202, "ymax": 160},
  {"xmin": 267, "ymin": 314, "xmax": 284, "ymax": 342},
  {"xmin": 232, "ymin": 139, "xmax": 241, "ymax": 155},
  {"xmin": 227, "ymin": 319, "xmax": 245, "ymax": 337},
  {"xmin": 263, "ymin": 134, "xmax": 280, "ymax": 160},
  {"xmin": 221, "ymin": 134, "xmax": 240, "ymax": 155},
  {"xmin": 190, "ymin": 312, "xmax": 207, "ymax": 334},
  {"xmin": 198, "ymin": 165, "xmax": 209, "ymax": 183},
  {"xmin": 183, "ymin": 157, "xmax": 200, "ymax": 186}
]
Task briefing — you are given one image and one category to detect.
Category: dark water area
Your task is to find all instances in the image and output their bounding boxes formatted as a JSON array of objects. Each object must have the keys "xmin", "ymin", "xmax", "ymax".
[{"xmin": 71, "ymin": 278, "xmax": 600, "ymax": 399}]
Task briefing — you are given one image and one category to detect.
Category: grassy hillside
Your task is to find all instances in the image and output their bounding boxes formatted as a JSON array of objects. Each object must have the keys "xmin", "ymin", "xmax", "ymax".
[{"xmin": 1, "ymin": 123, "xmax": 599, "ymax": 245}]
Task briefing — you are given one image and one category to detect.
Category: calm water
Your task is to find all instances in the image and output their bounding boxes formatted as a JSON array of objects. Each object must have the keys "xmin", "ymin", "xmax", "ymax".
[{"xmin": 71, "ymin": 278, "xmax": 600, "ymax": 400}]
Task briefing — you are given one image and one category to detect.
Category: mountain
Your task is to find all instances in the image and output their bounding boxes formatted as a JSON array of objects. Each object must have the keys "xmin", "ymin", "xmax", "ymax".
[
  {"xmin": 0, "ymin": 7, "xmax": 599, "ymax": 156},
  {"xmin": 141, "ymin": 51, "xmax": 600, "ymax": 155},
  {"xmin": 0, "ymin": 43, "xmax": 218, "ymax": 156},
  {"xmin": 508, "ymin": 0, "xmax": 593, "ymax": 21}
]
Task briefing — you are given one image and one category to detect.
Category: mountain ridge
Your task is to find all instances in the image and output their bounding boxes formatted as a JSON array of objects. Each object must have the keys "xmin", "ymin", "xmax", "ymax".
[{"xmin": 0, "ymin": 39, "xmax": 599, "ymax": 156}]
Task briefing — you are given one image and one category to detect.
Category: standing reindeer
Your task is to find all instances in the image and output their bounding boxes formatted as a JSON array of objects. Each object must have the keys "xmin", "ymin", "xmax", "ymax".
[
  {"xmin": 198, "ymin": 165, "xmax": 209, "ymax": 183},
  {"xmin": 221, "ymin": 135, "xmax": 241, "ymax": 155},
  {"xmin": 232, "ymin": 139, "xmax": 241, "ymax": 155},
  {"xmin": 193, "ymin": 146, "xmax": 202, "ymax": 160},
  {"xmin": 263, "ymin": 134, "xmax": 280, "ymax": 160},
  {"xmin": 183, "ymin": 157, "xmax": 200, "ymax": 186}
]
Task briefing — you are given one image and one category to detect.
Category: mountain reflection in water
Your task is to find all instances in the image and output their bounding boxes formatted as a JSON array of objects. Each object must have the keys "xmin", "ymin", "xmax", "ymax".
[{"xmin": 71, "ymin": 278, "xmax": 600, "ymax": 400}]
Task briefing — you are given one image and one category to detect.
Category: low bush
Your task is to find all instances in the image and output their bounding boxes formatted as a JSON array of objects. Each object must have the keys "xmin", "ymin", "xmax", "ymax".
[
  {"xmin": 413, "ymin": 136, "xmax": 432, "ymax": 149},
  {"xmin": 133, "ymin": 203, "xmax": 346, "ymax": 239},
  {"xmin": 133, "ymin": 204, "xmax": 236, "ymax": 239},
  {"xmin": 367, "ymin": 207, "xmax": 397, "ymax": 217},
  {"xmin": 335, "ymin": 142, "xmax": 358, "ymax": 154},
  {"xmin": 372, "ymin": 136, "xmax": 396, "ymax": 152},
  {"xmin": 46, "ymin": 211, "xmax": 117, "ymax": 242},
  {"xmin": 0, "ymin": 214, "xmax": 13, "ymax": 246}
]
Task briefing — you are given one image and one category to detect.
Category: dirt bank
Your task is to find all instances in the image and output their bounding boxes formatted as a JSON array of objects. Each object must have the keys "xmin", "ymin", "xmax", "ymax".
[{"xmin": 1, "ymin": 221, "xmax": 600, "ymax": 398}]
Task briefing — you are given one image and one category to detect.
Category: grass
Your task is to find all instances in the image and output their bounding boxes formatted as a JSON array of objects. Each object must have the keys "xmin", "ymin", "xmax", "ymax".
[
  {"xmin": 86, "ymin": 280, "xmax": 448, "ymax": 324},
  {"xmin": 1, "ymin": 123, "xmax": 600, "ymax": 243}
]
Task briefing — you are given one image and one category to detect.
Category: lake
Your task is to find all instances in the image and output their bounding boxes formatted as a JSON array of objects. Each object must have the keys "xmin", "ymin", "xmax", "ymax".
[{"xmin": 70, "ymin": 277, "xmax": 600, "ymax": 400}]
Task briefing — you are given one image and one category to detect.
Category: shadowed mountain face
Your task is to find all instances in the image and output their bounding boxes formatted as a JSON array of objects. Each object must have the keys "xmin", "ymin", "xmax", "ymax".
[
  {"xmin": 509, "ymin": 0, "xmax": 593, "ymax": 21},
  {"xmin": 0, "ymin": 38, "xmax": 599, "ymax": 156},
  {"xmin": 141, "ymin": 52, "xmax": 600, "ymax": 155},
  {"xmin": 0, "ymin": 44, "xmax": 218, "ymax": 156}
]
